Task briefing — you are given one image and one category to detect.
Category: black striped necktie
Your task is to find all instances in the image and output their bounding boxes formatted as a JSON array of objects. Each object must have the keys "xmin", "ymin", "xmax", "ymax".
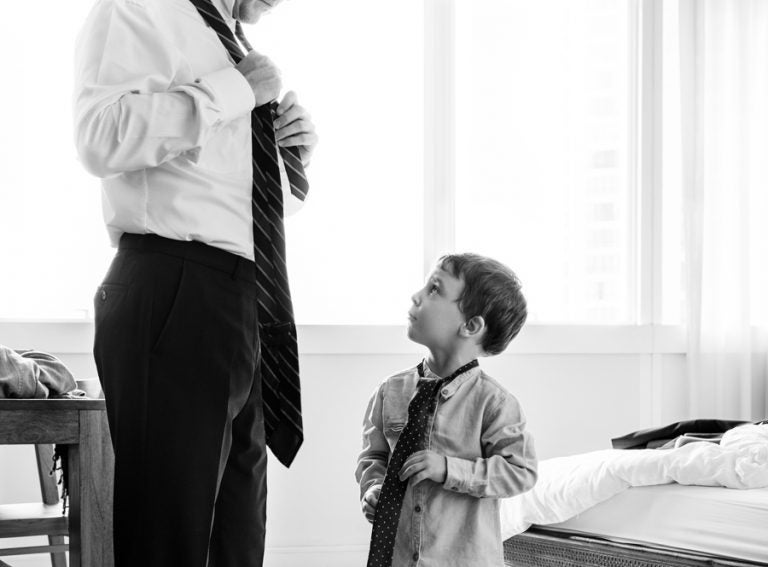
[
  {"xmin": 366, "ymin": 359, "xmax": 479, "ymax": 567},
  {"xmin": 188, "ymin": 0, "xmax": 308, "ymax": 467}
]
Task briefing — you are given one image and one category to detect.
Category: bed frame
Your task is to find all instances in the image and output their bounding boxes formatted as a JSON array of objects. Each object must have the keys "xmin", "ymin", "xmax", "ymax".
[{"xmin": 503, "ymin": 528, "xmax": 766, "ymax": 567}]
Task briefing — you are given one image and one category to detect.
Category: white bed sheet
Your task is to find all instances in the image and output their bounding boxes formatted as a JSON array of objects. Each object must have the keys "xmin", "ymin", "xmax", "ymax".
[
  {"xmin": 501, "ymin": 424, "xmax": 768, "ymax": 538},
  {"xmin": 544, "ymin": 484, "xmax": 768, "ymax": 563}
]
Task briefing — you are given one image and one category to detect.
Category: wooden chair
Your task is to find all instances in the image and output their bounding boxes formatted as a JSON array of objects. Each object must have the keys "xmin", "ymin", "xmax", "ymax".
[{"xmin": 0, "ymin": 444, "xmax": 68, "ymax": 566}]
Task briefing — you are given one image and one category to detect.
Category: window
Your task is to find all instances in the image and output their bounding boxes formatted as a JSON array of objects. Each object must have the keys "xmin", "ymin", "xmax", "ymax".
[
  {"xmin": 259, "ymin": 1, "xmax": 425, "ymax": 324},
  {"xmin": 0, "ymin": 0, "xmax": 113, "ymax": 319},
  {"xmin": 0, "ymin": 0, "xmax": 679, "ymax": 326},
  {"xmin": 0, "ymin": 0, "xmax": 424, "ymax": 323},
  {"xmin": 454, "ymin": 0, "xmax": 636, "ymax": 324}
]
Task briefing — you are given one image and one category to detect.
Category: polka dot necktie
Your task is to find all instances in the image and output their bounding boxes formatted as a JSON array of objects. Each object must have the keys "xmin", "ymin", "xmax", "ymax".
[
  {"xmin": 187, "ymin": 0, "xmax": 308, "ymax": 467},
  {"xmin": 366, "ymin": 359, "xmax": 479, "ymax": 567}
]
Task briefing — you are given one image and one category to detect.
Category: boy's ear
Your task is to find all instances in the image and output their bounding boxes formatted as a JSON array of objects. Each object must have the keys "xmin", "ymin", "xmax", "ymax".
[{"xmin": 460, "ymin": 315, "xmax": 486, "ymax": 339}]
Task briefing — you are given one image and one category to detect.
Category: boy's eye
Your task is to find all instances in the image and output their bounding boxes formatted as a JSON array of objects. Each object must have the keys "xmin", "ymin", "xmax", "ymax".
[{"xmin": 428, "ymin": 284, "xmax": 439, "ymax": 295}]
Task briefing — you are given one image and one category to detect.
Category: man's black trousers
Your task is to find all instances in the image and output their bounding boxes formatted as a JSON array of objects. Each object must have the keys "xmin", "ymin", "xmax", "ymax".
[{"xmin": 93, "ymin": 233, "xmax": 267, "ymax": 567}]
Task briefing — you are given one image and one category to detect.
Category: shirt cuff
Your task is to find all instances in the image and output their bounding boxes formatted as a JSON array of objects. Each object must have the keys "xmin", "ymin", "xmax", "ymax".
[
  {"xmin": 197, "ymin": 67, "xmax": 255, "ymax": 122},
  {"xmin": 443, "ymin": 456, "xmax": 469, "ymax": 494}
]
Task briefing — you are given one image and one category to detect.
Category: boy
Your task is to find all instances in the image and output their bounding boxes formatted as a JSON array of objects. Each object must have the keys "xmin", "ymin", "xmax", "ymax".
[{"xmin": 355, "ymin": 253, "xmax": 537, "ymax": 567}]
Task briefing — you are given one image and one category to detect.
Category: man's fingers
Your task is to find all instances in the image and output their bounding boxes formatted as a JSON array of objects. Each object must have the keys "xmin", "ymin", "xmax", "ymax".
[
  {"xmin": 277, "ymin": 132, "xmax": 318, "ymax": 149},
  {"xmin": 275, "ymin": 119, "xmax": 311, "ymax": 141},
  {"xmin": 274, "ymin": 105, "xmax": 308, "ymax": 130},
  {"xmin": 271, "ymin": 91, "xmax": 317, "ymax": 164},
  {"xmin": 236, "ymin": 51, "xmax": 282, "ymax": 106},
  {"xmin": 276, "ymin": 90, "xmax": 298, "ymax": 115}
]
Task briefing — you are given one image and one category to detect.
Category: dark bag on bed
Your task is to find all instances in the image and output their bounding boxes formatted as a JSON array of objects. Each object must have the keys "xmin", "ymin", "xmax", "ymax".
[{"xmin": 611, "ymin": 419, "xmax": 748, "ymax": 449}]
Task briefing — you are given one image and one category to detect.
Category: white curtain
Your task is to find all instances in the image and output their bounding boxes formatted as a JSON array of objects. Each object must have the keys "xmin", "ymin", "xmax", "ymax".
[{"xmin": 679, "ymin": 0, "xmax": 768, "ymax": 420}]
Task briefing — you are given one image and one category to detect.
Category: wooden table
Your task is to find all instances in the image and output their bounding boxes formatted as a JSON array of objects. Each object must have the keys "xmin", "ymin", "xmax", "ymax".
[{"xmin": 0, "ymin": 399, "xmax": 114, "ymax": 567}]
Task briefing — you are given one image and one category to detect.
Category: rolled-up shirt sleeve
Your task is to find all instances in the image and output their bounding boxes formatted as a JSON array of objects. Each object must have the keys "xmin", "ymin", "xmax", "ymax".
[
  {"xmin": 355, "ymin": 383, "xmax": 389, "ymax": 501},
  {"xmin": 443, "ymin": 394, "xmax": 537, "ymax": 499},
  {"xmin": 73, "ymin": 0, "xmax": 255, "ymax": 178}
]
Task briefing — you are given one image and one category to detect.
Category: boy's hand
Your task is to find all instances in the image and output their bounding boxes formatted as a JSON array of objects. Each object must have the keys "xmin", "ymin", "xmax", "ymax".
[
  {"xmin": 399, "ymin": 450, "xmax": 447, "ymax": 485},
  {"xmin": 362, "ymin": 484, "xmax": 382, "ymax": 524}
]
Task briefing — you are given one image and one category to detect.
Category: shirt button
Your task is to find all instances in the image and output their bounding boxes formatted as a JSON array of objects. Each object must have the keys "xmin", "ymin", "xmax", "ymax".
[
  {"xmin": 441, "ymin": 389, "xmax": 448, "ymax": 396},
  {"xmin": 100, "ymin": 289, "xmax": 107, "ymax": 301},
  {"xmin": 412, "ymin": 552, "xmax": 419, "ymax": 561},
  {"xmin": 414, "ymin": 505, "xmax": 421, "ymax": 513}
]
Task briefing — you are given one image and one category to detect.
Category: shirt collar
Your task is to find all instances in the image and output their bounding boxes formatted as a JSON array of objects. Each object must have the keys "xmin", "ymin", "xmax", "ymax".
[{"xmin": 421, "ymin": 359, "xmax": 481, "ymax": 399}]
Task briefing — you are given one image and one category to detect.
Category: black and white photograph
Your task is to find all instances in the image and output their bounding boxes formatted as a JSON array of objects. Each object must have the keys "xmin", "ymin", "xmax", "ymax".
[{"xmin": 0, "ymin": 0, "xmax": 767, "ymax": 566}]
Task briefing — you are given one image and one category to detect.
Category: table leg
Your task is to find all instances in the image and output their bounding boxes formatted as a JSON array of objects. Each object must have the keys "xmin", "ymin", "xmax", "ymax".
[{"xmin": 68, "ymin": 410, "xmax": 115, "ymax": 567}]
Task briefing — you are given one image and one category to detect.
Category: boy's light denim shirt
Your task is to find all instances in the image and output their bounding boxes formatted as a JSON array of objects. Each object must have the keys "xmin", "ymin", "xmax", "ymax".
[{"xmin": 356, "ymin": 361, "xmax": 538, "ymax": 567}]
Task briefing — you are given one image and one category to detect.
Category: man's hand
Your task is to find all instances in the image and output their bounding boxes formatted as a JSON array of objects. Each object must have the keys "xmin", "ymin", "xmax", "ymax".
[
  {"xmin": 235, "ymin": 50, "xmax": 282, "ymax": 106},
  {"xmin": 274, "ymin": 91, "xmax": 318, "ymax": 167},
  {"xmin": 361, "ymin": 484, "xmax": 382, "ymax": 524},
  {"xmin": 399, "ymin": 450, "xmax": 447, "ymax": 485}
]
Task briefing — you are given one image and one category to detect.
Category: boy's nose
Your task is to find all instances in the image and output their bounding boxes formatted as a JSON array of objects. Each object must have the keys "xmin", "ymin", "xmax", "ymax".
[{"xmin": 411, "ymin": 291, "xmax": 420, "ymax": 305}]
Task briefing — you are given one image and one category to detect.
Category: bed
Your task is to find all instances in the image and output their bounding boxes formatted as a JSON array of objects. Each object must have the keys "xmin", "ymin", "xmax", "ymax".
[{"xmin": 501, "ymin": 423, "xmax": 768, "ymax": 567}]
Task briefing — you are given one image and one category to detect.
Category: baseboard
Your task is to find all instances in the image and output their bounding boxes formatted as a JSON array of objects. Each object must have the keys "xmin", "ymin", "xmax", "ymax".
[
  {"xmin": 2, "ymin": 546, "xmax": 368, "ymax": 567},
  {"xmin": 264, "ymin": 545, "xmax": 368, "ymax": 567}
]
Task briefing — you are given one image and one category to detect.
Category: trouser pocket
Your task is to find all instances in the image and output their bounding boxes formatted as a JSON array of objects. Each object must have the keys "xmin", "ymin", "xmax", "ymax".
[{"xmin": 148, "ymin": 258, "xmax": 188, "ymax": 355}]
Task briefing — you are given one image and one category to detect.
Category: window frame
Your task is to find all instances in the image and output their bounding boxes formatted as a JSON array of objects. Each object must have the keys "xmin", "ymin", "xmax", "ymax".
[{"xmin": 0, "ymin": 321, "xmax": 685, "ymax": 356}]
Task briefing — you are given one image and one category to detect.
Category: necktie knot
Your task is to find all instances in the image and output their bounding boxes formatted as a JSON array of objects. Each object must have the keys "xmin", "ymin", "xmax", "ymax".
[{"xmin": 255, "ymin": 101, "xmax": 277, "ymax": 123}]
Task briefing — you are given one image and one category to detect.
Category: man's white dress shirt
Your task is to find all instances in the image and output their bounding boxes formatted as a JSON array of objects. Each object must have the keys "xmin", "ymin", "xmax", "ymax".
[{"xmin": 74, "ymin": 0, "xmax": 300, "ymax": 261}]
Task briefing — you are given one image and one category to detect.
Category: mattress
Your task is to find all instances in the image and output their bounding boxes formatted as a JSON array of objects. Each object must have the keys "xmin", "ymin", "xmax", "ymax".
[{"xmin": 541, "ymin": 484, "xmax": 768, "ymax": 563}]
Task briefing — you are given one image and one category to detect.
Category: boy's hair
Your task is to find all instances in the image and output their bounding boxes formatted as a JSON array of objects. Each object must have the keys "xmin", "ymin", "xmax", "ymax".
[{"xmin": 438, "ymin": 253, "xmax": 527, "ymax": 355}]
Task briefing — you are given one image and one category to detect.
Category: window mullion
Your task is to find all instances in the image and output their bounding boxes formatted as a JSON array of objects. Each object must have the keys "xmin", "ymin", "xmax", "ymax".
[
  {"xmin": 423, "ymin": 0, "xmax": 456, "ymax": 275},
  {"xmin": 637, "ymin": 0, "xmax": 664, "ymax": 425},
  {"xmin": 638, "ymin": 0, "xmax": 663, "ymax": 326}
]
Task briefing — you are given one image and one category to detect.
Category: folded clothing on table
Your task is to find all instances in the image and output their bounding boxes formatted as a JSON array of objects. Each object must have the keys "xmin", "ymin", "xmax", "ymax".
[{"xmin": 0, "ymin": 345, "xmax": 77, "ymax": 398}]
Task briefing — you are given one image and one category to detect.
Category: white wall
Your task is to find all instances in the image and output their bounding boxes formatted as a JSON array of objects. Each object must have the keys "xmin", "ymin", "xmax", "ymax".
[{"xmin": 0, "ymin": 323, "xmax": 688, "ymax": 566}]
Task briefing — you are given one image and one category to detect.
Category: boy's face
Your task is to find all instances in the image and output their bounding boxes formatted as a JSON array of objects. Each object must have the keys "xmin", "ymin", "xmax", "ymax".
[{"xmin": 407, "ymin": 265, "xmax": 467, "ymax": 351}]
